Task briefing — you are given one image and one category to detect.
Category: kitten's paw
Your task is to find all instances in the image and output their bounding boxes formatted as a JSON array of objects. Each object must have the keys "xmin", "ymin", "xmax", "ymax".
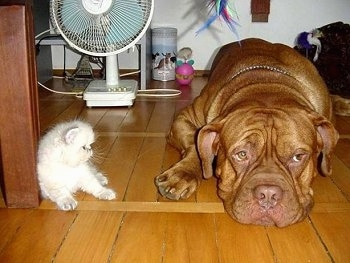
[
  {"xmin": 96, "ymin": 188, "xmax": 117, "ymax": 200},
  {"xmin": 56, "ymin": 197, "xmax": 78, "ymax": 211},
  {"xmin": 96, "ymin": 173, "xmax": 108, "ymax": 186}
]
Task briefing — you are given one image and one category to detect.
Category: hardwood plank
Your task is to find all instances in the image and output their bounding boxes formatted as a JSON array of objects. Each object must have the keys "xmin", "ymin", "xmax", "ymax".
[
  {"xmin": 329, "ymin": 155, "xmax": 350, "ymax": 200},
  {"xmin": 79, "ymin": 134, "xmax": 119, "ymax": 201},
  {"xmin": 0, "ymin": 210, "xmax": 76, "ymax": 262},
  {"xmin": 196, "ymin": 177, "xmax": 221, "ymax": 202},
  {"xmin": 311, "ymin": 202, "xmax": 350, "ymax": 213},
  {"xmin": 267, "ymin": 219, "xmax": 331, "ymax": 262},
  {"xmin": 47, "ymin": 99, "xmax": 86, "ymax": 127},
  {"xmin": 39, "ymin": 99, "xmax": 78, "ymax": 131},
  {"xmin": 96, "ymin": 136, "xmax": 144, "ymax": 200},
  {"xmin": 119, "ymin": 100, "xmax": 155, "ymax": 132},
  {"xmin": 312, "ymin": 174, "xmax": 348, "ymax": 203},
  {"xmin": 93, "ymin": 134, "xmax": 118, "ymax": 161},
  {"xmin": 54, "ymin": 211, "xmax": 123, "ymax": 263},
  {"xmin": 149, "ymin": 79, "xmax": 178, "ymax": 90},
  {"xmin": 79, "ymin": 107, "xmax": 108, "ymax": 127},
  {"xmin": 39, "ymin": 200, "xmax": 350, "ymax": 214},
  {"xmin": 109, "ymin": 131, "xmax": 166, "ymax": 137},
  {"xmin": 95, "ymin": 108, "xmax": 129, "ymax": 132},
  {"xmin": 39, "ymin": 200, "xmax": 226, "ymax": 213},
  {"xmin": 109, "ymin": 212, "xmax": 166, "ymax": 262},
  {"xmin": 215, "ymin": 213, "xmax": 275, "ymax": 262},
  {"xmin": 0, "ymin": 209, "xmax": 32, "ymax": 253},
  {"xmin": 37, "ymin": 82, "xmax": 65, "ymax": 102},
  {"xmin": 125, "ymin": 137, "xmax": 166, "ymax": 202},
  {"xmin": 335, "ymin": 115, "xmax": 350, "ymax": 135},
  {"xmin": 310, "ymin": 212, "xmax": 350, "ymax": 262},
  {"xmin": 334, "ymin": 138, "xmax": 350, "ymax": 167},
  {"xmin": 162, "ymin": 213, "xmax": 219, "ymax": 263},
  {"xmin": 177, "ymin": 77, "xmax": 206, "ymax": 101},
  {"xmin": 146, "ymin": 100, "xmax": 176, "ymax": 133}
]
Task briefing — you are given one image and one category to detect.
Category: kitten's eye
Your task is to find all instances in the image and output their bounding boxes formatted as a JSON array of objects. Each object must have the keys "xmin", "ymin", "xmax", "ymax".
[
  {"xmin": 82, "ymin": 145, "xmax": 91, "ymax": 151},
  {"xmin": 234, "ymin": 151, "xmax": 248, "ymax": 161}
]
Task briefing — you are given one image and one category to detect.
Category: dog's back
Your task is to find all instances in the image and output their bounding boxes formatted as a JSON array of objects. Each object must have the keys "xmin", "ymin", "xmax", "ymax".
[{"xmin": 206, "ymin": 38, "xmax": 332, "ymax": 118}]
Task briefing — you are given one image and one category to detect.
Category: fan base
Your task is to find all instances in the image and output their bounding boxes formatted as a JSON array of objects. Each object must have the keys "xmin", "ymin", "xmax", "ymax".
[{"xmin": 83, "ymin": 79, "xmax": 138, "ymax": 107}]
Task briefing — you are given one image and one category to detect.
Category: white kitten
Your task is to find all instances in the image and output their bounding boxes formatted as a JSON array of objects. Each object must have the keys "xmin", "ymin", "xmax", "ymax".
[{"xmin": 37, "ymin": 120, "xmax": 116, "ymax": 210}]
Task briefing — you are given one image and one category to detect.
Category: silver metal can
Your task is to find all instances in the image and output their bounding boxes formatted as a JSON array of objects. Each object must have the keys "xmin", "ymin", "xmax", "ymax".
[{"xmin": 152, "ymin": 27, "xmax": 177, "ymax": 81}]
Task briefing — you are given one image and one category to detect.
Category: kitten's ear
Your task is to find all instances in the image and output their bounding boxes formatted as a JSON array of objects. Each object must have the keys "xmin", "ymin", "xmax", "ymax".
[{"xmin": 64, "ymin": 127, "xmax": 79, "ymax": 144}]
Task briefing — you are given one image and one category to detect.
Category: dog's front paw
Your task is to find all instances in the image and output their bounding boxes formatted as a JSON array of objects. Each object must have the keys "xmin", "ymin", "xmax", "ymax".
[
  {"xmin": 96, "ymin": 188, "xmax": 117, "ymax": 200},
  {"xmin": 56, "ymin": 197, "xmax": 78, "ymax": 211},
  {"xmin": 155, "ymin": 169, "xmax": 199, "ymax": 200}
]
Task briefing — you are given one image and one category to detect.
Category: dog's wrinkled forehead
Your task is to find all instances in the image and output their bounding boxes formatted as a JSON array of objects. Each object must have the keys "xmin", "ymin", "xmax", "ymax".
[{"xmin": 220, "ymin": 109, "xmax": 317, "ymax": 153}]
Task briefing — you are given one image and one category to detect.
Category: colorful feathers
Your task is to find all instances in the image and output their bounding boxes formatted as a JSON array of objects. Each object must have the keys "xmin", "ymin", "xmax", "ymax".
[{"xmin": 196, "ymin": 0, "xmax": 240, "ymax": 38}]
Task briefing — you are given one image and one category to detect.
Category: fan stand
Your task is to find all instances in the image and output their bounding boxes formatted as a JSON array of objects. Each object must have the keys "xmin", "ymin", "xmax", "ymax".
[{"xmin": 83, "ymin": 55, "xmax": 138, "ymax": 107}]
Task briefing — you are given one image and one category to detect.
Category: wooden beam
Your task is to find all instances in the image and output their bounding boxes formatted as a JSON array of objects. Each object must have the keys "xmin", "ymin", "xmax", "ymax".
[
  {"xmin": 0, "ymin": 2, "xmax": 40, "ymax": 207},
  {"xmin": 38, "ymin": 200, "xmax": 350, "ymax": 213}
]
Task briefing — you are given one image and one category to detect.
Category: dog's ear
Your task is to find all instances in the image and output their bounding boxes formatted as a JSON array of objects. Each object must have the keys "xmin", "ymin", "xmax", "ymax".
[
  {"xmin": 197, "ymin": 123, "xmax": 222, "ymax": 179},
  {"xmin": 310, "ymin": 114, "xmax": 339, "ymax": 176}
]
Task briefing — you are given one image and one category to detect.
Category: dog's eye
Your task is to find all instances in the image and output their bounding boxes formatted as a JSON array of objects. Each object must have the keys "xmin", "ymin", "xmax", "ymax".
[
  {"xmin": 234, "ymin": 151, "xmax": 248, "ymax": 161},
  {"xmin": 292, "ymin": 153, "xmax": 305, "ymax": 162}
]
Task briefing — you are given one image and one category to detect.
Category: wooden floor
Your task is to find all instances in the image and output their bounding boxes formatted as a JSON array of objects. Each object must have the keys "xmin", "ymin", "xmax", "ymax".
[{"xmin": 1, "ymin": 76, "xmax": 350, "ymax": 262}]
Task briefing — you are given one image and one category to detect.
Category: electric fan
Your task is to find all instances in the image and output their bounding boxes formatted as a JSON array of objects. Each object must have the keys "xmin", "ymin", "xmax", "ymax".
[{"xmin": 50, "ymin": 0, "xmax": 154, "ymax": 107}]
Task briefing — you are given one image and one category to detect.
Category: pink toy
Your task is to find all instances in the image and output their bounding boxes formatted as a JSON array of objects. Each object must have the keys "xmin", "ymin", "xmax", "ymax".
[
  {"xmin": 176, "ymin": 63, "xmax": 194, "ymax": 85},
  {"xmin": 176, "ymin": 47, "xmax": 195, "ymax": 86}
]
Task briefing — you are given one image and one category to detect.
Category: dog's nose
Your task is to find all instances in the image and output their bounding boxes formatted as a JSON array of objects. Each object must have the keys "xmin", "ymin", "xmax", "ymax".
[{"xmin": 253, "ymin": 185, "xmax": 283, "ymax": 209}]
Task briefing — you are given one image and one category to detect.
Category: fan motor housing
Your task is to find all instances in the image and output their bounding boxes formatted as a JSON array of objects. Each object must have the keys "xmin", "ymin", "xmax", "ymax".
[{"xmin": 82, "ymin": 0, "xmax": 113, "ymax": 15}]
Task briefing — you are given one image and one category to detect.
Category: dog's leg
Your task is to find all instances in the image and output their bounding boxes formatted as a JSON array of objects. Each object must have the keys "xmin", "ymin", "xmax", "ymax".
[
  {"xmin": 331, "ymin": 95, "xmax": 350, "ymax": 116},
  {"xmin": 155, "ymin": 115, "xmax": 203, "ymax": 200}
]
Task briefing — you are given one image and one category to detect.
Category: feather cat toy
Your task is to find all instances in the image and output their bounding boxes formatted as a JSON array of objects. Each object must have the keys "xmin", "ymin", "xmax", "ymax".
[{"xmin": 196, "ymin": 0, "xmax": 240, "ymax": 38}]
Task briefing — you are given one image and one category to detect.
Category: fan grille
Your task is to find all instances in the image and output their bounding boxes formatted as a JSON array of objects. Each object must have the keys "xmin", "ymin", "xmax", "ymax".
[{"xmin": 51, "ymin": 0, "xmax": 153, "ymax": 56}]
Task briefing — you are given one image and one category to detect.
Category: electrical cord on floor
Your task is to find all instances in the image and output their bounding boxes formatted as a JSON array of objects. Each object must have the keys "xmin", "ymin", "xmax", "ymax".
[
  {"xmin": 38, "ymin": 80, "xmax": 182, "ymax": 98},
  {"xmin": 37, "ymin": 67, "xmax": 181, "ymax": 98},
  {"xmin": 35, "ymin": 29, "xmax": 84, "ymax": 97},
  {"xmin": 35, "ymin": 29, "xmax": 182, "ymax": 98},
  {"xmin": 137, "ymin": 89, "xmax": 181, "ymax": 97},
  {"xmin": 35, "ymin": 29, "xmax": 52, "ymax": 40},
  {"xmin": 37, "ymin": 80, "xmax": 84, "ymax": 97}
]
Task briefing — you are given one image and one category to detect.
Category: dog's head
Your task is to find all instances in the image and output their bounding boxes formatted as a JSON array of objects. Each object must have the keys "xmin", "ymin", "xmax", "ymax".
[{"xmin": 198, "ymin": 107, "xmax": 338, "ymax": 227}]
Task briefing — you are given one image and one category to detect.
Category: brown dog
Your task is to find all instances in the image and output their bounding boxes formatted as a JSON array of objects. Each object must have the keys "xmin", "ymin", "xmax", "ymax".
[{"xmin": 155, "ymin": 38, "xmax": 340, "ymax": 227}]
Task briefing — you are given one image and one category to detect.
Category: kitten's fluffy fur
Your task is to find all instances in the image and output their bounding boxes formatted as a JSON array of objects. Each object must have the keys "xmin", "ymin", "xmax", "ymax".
[{"xmin": 37, "ymin": 120, "xmax": 116, "ymax": 210}]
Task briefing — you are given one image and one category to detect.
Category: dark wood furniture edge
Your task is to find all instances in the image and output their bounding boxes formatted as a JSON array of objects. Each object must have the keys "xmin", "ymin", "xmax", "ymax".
[{"xmin": 0, "ymin": 1, "xmax": 40, "ymax": 207}]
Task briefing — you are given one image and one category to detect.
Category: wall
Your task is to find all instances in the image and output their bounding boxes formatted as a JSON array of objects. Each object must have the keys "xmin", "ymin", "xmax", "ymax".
[
  {"xmin": 51, "ymin": 0, "xmax": 350, "ymax": 71},
  {"xmin": 34, "ymin": 0, "xmax": 52, "ymax": 82}
]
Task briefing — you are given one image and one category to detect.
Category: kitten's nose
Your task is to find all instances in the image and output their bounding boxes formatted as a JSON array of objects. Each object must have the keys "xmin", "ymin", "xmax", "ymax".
[{"xmin": 83, "ymin": 145, "xmax": 92, "ymax": 151}]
